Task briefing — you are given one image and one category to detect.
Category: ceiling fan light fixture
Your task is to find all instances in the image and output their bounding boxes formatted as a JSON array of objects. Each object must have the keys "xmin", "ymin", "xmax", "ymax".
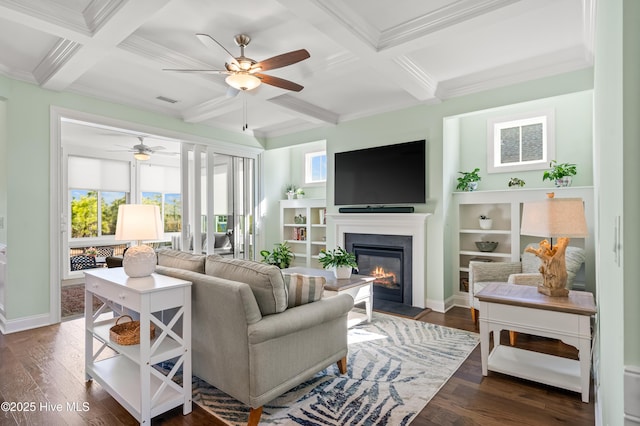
[
  {"xmin": 226, "ymin": 73, "xmax": 261, "ymax": 91},
  {"xmin": 134, "ymin": 152, "xmax": 150, "ymax": 161}
]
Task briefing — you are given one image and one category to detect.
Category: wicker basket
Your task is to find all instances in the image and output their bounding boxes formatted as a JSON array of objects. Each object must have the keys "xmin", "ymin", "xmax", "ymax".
[{"xmin": 109, "ymin": 315, "xmax": 155, "ymax": 346}]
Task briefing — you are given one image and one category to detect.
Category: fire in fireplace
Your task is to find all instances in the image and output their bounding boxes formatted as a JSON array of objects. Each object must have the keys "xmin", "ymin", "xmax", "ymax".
[{"xmin": 345, "ymin": 233, "xmax": 413, "ymax": 306}]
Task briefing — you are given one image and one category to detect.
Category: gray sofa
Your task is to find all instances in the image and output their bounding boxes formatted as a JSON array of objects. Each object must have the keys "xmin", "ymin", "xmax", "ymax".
[{"xmin": 153, "ymin": 249, "xmax": 354, "ymax": 425}]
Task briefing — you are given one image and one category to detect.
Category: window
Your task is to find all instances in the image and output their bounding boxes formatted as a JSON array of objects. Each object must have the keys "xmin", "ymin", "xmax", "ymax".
[
  {"xmin": 487, "ymin": 110, "xmax": 555, "ymax": 173},
  {"xmin": 305, "ymin": 151, "xmax": 327, "ymax": 184},
  {"xmin": 142, "ymin": 192, "xmax": 182, "ymax": 233},
  {"xmin": 68, "ymin": 156, "xmax": 130, "ymax": 239}
]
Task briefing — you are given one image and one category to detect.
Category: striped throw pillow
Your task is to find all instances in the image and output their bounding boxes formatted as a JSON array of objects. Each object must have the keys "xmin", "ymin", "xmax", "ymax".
[{"xmin": 284, "ymin": 273, "xmax": 326, "ymax": 308}]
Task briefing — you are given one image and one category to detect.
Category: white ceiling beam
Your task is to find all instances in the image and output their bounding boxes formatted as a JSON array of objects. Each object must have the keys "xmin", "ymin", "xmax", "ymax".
[
  {"xmin": 268, "ymin": 94, "xmax": 339, "ymax": 124},
  {"xmin": 10, "ymin": 0, "xmax": 174, "ymax": 91},
  {"xmin": 182, "ymin": 96, "xmax": 240, "ymax": 123}
]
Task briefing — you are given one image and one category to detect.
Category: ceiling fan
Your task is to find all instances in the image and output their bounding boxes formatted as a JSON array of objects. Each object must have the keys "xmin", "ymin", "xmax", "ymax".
[
  {"xmin": 164, "ymin": 33, "xmax": 310, "ymax": 92},
  {"xmin": 112, "ymin": 137, "xmax": 177, "ymax": 161}
]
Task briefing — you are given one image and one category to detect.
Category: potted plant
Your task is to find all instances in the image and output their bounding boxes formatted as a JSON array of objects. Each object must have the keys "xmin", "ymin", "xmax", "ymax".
[
  {"xmin": 543, "ymin": 160, "xmax": 577, "ymax": 187},
  {"xmin": 260, "ymin": 242, "xmax": 294, "ymax": 269},
  {"xmin": 456, "ymin": 168, "xmax": 481, "ymax": 191},
  {"xmin": 318, "ymin": 246, "xmax": 358, "ymax": 279},
  {"xmin": 296, "ymin": 188, "xmax": 305, "ymax": 199},
  {"xmin": 479, "ymin": 215, "xmax": 493, "ymax": 230},
  {"xmin": 284, "ymin": 184, "xmax": 297, "ymax": 200},
  {"xmin": 508, "ymin": 177, "xmax": 525, "ymax": 188}
]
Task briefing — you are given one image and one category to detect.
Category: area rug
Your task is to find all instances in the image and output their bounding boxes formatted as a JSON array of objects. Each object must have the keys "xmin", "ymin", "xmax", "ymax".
[
  {"xmin": 61, "ymin": 284, "xmax": 104, "ymax": 319},
  {"xmin": 185, "ymin": 311, "xmax": 479, "ymax": 425}
]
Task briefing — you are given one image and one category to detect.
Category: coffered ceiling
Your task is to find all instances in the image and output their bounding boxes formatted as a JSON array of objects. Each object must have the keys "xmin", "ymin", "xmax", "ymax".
[{"xmin": 0, "ymin": 0, "xmax": 594, "ymax": 139}]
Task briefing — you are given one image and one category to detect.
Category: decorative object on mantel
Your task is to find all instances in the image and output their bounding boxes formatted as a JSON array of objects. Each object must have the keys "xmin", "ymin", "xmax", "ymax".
[
  {"xmin": 285, "ymin": 184, "xmax": 297, "ymax": 200},
  {"xmin": 260, "ymin": 242, "xmax": 294, "ymax": 269},
  {"xmin": 542, "ymin": 160, "xmax": 577, "ymax": 187},
  {"xmin": 318, "ymin": 246, "xmax": 358, "ymax": 279},
  {"xmin": 296, "ymin": 188, "xmax": 305, "ymax": 199},
  {"xmin": 456, "ymin": 168, "xmax": 481, "ymax": 192},
  {"xmin": 115, "ymin": 204, "xmax": 163, "ymax": 278},
  {"xmin": 475, "ymin": 241, "xmax": 498, "ymax": 252},
  {"xmin": 520, "ymin": 193, "xmax": 588, "ymax": 296},
  {"xmin": 479, "ymin": 215, "xmax": 493, "ymax": 230},
  {"xmin": 508, "ymin": 177, "xmax": 526, "ymax": 188}
]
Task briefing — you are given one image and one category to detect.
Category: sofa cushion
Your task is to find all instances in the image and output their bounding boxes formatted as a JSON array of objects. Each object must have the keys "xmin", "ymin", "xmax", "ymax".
[
  {"xmin": 205, "ymin": 257, "xmax": 287, "ymax": 315},
  {"xmin": 157, "ymin": 249, "xmax": 206, "ymax": 273},
  {"xmin": 283, "ymin": 273, "xmax": 325, "ymax": 308}
]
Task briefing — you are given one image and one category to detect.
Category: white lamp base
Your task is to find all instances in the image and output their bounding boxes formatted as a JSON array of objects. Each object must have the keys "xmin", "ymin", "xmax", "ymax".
[{"xmin": 122, "ymin": 245, "xmax": 157, "ymax": 277}]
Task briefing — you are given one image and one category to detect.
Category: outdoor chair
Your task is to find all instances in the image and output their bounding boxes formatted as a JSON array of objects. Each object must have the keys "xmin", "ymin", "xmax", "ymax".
[{"xmin": 70, "ymin": 254, "xmax": 97, "ymax": 271}]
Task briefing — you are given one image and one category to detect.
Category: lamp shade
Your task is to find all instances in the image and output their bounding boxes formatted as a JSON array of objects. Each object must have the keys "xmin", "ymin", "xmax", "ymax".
[
  {"xmin": 226, "ymin": 73, "xmax": 261, "ymax": 91},
  {"xmin": 115, "ymin": 204, "xmax": 163, "ymax": 241},
  {"xmin": 520, "ymin": 197, "xmax": 588, "ymax": 238}
]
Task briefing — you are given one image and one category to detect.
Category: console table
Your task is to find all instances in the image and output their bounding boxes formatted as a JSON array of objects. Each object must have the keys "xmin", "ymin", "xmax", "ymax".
[
  {"xmin": 84, "ymin": 268, "xmax": 192, "ymax": 424},
  {"xmin": 476, "ymin": 282, "xmax": 596, "ymax": 402},
  {"xmin": 282, "ymin": 267, "xmax": 374, "ymax": 325}
]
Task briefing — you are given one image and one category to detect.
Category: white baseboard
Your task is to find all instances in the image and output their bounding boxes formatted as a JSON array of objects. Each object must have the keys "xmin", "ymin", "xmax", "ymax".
[{"xmin": 0, "ymin": 312, "xmax": 53, "ymax": 334}]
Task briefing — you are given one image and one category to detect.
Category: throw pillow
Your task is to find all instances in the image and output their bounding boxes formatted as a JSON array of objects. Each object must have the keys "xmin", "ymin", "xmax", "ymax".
[{"xmin": 284, "ymin": 273, "xmax": 326, "ymax": 308}]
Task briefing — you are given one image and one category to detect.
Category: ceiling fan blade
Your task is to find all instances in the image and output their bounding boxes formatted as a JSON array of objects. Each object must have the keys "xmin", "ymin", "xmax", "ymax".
[
  {"xmin": 255, "ymin": 73, "xmax": 304, "ymax": 92},
  {"xmin": 163, "ymin": 68, "xmax": 228, "ymax": 74},
  {"xmin": 197, "ymin": 33, "xmax": 235, "ymax": 57},
  {"xmin": 154, "ymin": 151, "xmax": 179, "ymax": 156},
  {"xmin": 147, "ymin": 146, "xmax": 166, "ymax": 151},
  {"xmin": 254, "ymin": 49, "xmax": 310, "ymax": 72},
  {"xmin": 196, "ymin": 33, "xmax": 239, "ymax": 67}
]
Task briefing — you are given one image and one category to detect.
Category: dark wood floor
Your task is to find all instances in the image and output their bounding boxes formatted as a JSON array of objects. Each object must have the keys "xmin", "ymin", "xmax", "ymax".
[{"xmin": 0, "ymin": 307, "xmax": 594, "ymax": 425}]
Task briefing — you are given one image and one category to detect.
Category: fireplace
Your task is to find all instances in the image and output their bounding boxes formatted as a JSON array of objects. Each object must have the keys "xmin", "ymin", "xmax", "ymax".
[
  {"xmin": 330, "ymin": 212, "xmax": 430, "ymax": 309},
  {"xmin": 345, "ymin": 233, "xmax": 413, "ymax": 306}
]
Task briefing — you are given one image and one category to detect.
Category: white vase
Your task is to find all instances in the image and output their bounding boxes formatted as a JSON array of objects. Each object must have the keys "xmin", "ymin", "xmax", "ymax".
[
  {"xmin": 333, "ymin": 266, "xmax": 352, "ymax": 279},
  {"xmin": 554, "ymin": 176, "xmax": 572, "ymax": 187},
  {"xmin": 479, "ymin": 218, "xmax": 493, "ymax": 230}
]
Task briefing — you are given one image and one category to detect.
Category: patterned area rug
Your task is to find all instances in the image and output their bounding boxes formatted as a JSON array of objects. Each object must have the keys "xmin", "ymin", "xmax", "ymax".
[
  {"xmin": 61, "ymin": 284, "xmax": 104, "ymax": 319},
  {"xmin": 188, "ymin": 310, "xmax": 479, "ymax": 425}
]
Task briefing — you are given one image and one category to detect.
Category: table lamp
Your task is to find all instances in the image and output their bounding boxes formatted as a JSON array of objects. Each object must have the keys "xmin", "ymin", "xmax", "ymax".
[
  {"xmin": 520, "ymin": 194, "xmax": 588, "ymax": 296},
  {"xmin": 115, "ymin": 204, "xmax": 163, "ymax": 277}
]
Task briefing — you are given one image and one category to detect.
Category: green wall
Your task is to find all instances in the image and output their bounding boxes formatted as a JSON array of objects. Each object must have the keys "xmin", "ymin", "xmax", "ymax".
[
  {"xmin": 0, "ymin": 76, "xmax": 261, "ymax": 325},
  {"xmin": 265, "ymin": 68, "xmax": 594, "ymax": 307},
  {"xmin": 0, "ymin": 98, "xmax": 6, "ymax": 245},
  {"xmin": 457, "ymin": 90, "xmax": 593, "ymax": 190}
]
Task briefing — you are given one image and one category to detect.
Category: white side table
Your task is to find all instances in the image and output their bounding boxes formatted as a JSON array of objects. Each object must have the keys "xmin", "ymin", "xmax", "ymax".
[
  {"xmin": 477, "ymin": 282, "xmax": 596, "ymax": 403},
  {"xmin": 84, "ymin": 268, "xmax": 192, "ymax": 424}
]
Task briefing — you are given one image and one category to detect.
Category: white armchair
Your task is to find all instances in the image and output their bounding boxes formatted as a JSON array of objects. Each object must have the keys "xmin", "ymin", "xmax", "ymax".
[{"xmin": 468, "ymin": 244, "xmax": 586, "ymax": 323}]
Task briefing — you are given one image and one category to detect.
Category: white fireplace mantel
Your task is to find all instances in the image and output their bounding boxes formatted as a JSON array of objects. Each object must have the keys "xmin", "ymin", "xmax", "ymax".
[{"xmin": 327, "ymin": 213, "xmax": 431, "ymax": 308}]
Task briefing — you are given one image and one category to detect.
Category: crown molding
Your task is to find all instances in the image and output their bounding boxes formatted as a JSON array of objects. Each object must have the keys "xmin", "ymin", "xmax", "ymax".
[
  {"xmin": 436, "ymin": 47, "xmax": 591, "ymax": 99},
  {"xmin": 0, "ymin": 0, "xmax": 90, "ymax": 37},
  {"xmin": 84, "ymin": 0, "xmax": 125, "ymax": 34},
  {"xmin": 33, "ymin": 39, "xmax": 81, "ymax": 85}
]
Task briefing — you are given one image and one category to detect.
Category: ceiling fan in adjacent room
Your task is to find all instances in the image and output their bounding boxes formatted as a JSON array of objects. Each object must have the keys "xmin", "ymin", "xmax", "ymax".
[
  {"xmin": 164, "ymin": 33, "xmax": 310, "ymax": 93},
  {"xmin": 111, "ymin": 137, "xmax": 177, "ymax": 161}
]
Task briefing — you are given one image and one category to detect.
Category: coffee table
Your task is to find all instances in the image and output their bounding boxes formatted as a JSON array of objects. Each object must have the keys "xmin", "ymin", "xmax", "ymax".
[
  {"xmin": 476, "ymin": 282, "xmax": 596, "ymax": 402},
  {"xmin": 282, "ymin": 267, "xmax": 375, "ymax": 326}
]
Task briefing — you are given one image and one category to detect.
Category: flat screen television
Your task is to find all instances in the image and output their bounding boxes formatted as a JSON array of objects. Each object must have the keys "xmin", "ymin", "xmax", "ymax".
[{"xmin": 334, "ymin": 140, "xmax": 426, "ymax": 206}]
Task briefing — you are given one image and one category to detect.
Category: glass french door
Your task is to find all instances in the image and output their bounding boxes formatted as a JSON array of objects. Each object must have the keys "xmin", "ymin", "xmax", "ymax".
[{"xmin": 180, "ymin": 144, "xmax": 255, "ymax": 260}]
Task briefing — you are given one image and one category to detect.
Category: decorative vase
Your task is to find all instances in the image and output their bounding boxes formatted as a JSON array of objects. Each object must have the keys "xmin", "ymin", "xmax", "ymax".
[
  {"xmin": 333, "ymin": 266, "xmax": 352, "ymax": 279},
  {"xmin": 479, "ymin": 218, "xmax": 493, "ymax": 230},
  {"xmin": 286, "ymin": 192, "xmax": 294, "ymax": 200},
  {"xmin": 466, "ymin": 182, "xmax": 478, "ymax": 192},
  {"xmin": 554, "ymin": 177, "xmax": 572, "ymax": 187}
]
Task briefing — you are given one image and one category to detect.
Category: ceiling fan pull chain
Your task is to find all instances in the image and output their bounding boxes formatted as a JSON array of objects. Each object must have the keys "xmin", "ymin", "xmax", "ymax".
[{"xmin": 243, "ymin": 95, "xmax": 249, "ymax": 131}]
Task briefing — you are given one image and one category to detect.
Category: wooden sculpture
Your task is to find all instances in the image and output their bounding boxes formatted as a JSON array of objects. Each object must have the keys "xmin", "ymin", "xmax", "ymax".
[{"xmin": 525, "ymin": 237, "xmax": 570, "ymax": 296}]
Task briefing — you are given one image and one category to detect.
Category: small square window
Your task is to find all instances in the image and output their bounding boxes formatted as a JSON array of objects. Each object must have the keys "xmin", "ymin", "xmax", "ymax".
[
  {"xmin": 487, "ymin": 110, "xmax": 555, "ymax": 173},
  {"xmin": 305, "ymin": 151, "xmax": 326, "ymax": 184}
]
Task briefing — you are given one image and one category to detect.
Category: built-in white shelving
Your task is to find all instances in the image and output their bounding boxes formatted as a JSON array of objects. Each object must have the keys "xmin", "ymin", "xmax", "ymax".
[
  {"xmin": 280, "ymin": 198, "xmax": 326, "ymax": 268},
  {"xmin": 452, "ymin": 187, "xmax": 595, "ymax": 296}
]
